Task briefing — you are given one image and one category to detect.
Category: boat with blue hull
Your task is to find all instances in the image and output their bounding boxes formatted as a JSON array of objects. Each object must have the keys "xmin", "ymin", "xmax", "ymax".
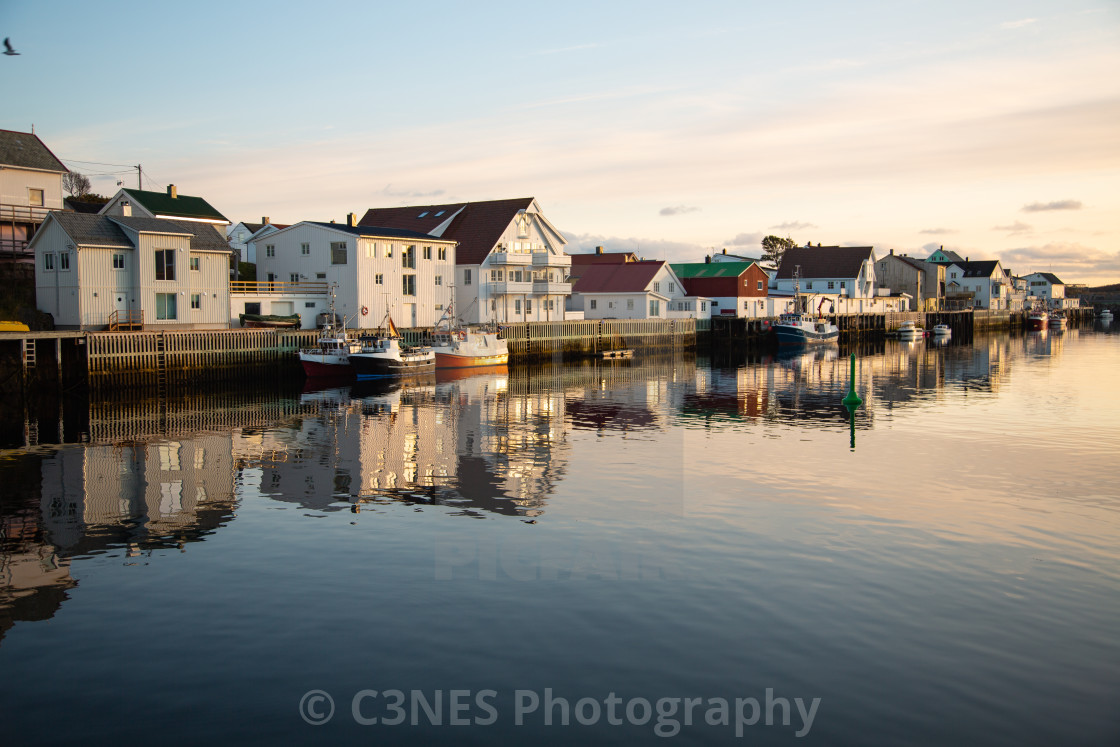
[
  {"xmin": 348, "ymin": 315, "xmax": 435, "ymax": 379},
  {"xmin": 773, "ymin": 267, "xmax": 839, "ymax": 345}
]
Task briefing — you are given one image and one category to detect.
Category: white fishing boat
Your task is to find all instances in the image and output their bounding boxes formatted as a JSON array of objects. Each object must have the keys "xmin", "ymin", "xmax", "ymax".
[
  {"xmin": 430, "ymin": 301, "xmax": 509, "ymax": 368},
  {"xmin": 772, "ymin": 267, "xmax": 839, "ymax": 346},
  {"xmin": 897, "ymin": 320, "xmax": 925, "ymax": 340},
  {"xmin": 349, "ymin": 315, "xmax": 435, "ymax": 379},
  {"xmin": 298, "ymin": 291, "xmax": 360, "ymax": 377},
  {"xmin": 1048, "ymin": 311, "xmax": 1067, "ymax": 330},
  {"xmin": 931, "ymin": 323, "xmax": 951, "ymax": 338}
]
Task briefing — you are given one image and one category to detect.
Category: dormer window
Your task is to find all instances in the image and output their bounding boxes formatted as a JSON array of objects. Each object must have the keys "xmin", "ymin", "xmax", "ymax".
[
  {"xmin": 418, "ymin": 211, "xmax": 429, "ymax": 218},
  {"xmin": 434, "ymin": 211, "xmax": 445, "ymax": 217}
]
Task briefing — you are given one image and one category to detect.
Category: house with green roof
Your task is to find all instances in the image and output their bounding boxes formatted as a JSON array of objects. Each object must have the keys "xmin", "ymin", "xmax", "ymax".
[
  {"xmin": 670, "ymin": 260, "xmax": 770, "ymax": 317},
  {"xmin": 99, "ymin": 185, "xmax": 229, "ymax": 228}
]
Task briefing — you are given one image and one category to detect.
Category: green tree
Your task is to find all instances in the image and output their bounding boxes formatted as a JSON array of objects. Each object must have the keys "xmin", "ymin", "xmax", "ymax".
[{"xmin": 761, "ymin": 235, "xmax": 796, "ymax": 270}]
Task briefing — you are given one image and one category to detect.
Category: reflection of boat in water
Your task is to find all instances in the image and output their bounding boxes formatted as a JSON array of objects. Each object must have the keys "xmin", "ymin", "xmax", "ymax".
[
  {"xmin": 1098, "ymin": 308, "xmax": 1112, "ymax": 320},
  {"xmin": 773, "ymin": 268, "xmax": 839, "ymax": 345},
  {"xmin": 435, "ymin": 364, "xmax": 508, "ymax": 383}
]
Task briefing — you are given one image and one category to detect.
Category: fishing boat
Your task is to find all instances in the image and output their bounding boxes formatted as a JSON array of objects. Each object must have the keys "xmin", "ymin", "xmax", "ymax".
[
  {"xmin": 349, "ymin": 315, "xmax": 435, "ymax": 379},
  {"xmin": 430, "ymin": 301, "xmax": 509, "ymax": 369},
  {"xmin": 297, "ymin": 289, "xmax": 360, "ymax": 377},
  {"xmin": 931, "ymin": 323, "xmax": 951, "ymax": 338},
  {"xmin": 772, "ymin": 268, "xmax": 839, "ymax": 345},
  {"xmin": 1027, "ymin": 306, "xmax": 1048, "ymax": 330},
  {"xmin": 1048, "ymin": 311, "xmax": 1067, "ymax": 330},
  {"xmin": 897, "ymin": 320, "xmax": 925, "ymax": 340}
]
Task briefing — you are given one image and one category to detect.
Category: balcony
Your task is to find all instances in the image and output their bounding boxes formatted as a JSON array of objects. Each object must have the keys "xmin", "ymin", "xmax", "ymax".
[
  {"xmin": 488, "ymin": 280, "xmax": 534, "ymax": 295},
  {"xmin": 532, "ymin": 280, "xmax": 572, "ymax": 294},
  {"xmin": 531, "ymin": 252, "xmax": 572, "ymax": 268},
  {"xmin": 489, "ymin": 251, "xmax": 532, "ymax": 265}
]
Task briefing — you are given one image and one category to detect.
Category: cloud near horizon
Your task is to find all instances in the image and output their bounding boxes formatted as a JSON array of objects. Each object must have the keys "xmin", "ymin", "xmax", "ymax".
[
  {"xmin": 919, "ymin": 228, "xmax": 957, "ymax": 235},
  {"xmin": 1000, "ymin": 18, "xmax": 1037, "ymax": 30},
  {"xmin": 565, "ymin": 232, "xmax": 706, "ymax": 263},
  {"xmin": 659, "ymin": 205, "xmax": 701, "ymax": 216},
  {"xmin": 993, "ymin": 221, "xmax": 1032, "ymax": 235},
  {"xmin": 724, "ymin": 232, "xmax": 764, "ymax": 248},
  {"xmin": 998, "ymin": 242, "xmax": 1120, "ymax": 283},
  {"xmin": 771, "ymin": 221, "xmax": 816, "ymax": 231},
  {"xmin": 1021, "ymin": 199, "xmax": 1083, "ymax": 213}
]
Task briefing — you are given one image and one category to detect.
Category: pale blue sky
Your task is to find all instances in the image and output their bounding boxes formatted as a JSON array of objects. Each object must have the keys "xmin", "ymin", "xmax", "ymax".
[{"xmin": 3, "ymin": 1, "xmax": 1118, "ymax": 282}]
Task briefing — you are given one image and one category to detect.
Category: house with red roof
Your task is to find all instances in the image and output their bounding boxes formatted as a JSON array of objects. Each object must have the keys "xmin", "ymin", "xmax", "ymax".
[
  {"xmin": 228, "ymin": 216, "xmax": 289, "ymax": 265},
  {"xmin": 569, "ymin": 261, "xmax": 709, "ymax": 320},
  {"xmin": 359, "ymin": 197, "xmax": 572, "ymax": 324}
]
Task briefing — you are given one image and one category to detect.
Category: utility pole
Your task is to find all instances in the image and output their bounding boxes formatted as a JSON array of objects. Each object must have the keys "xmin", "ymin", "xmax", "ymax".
[{"xmin": 137, "ymin": 165, "xmax": 142, "ymax": 190}]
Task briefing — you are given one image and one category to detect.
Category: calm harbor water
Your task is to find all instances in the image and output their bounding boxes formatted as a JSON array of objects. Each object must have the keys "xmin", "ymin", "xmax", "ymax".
[{"xmin": 2, "ymin": 325, "xmax": 1119, "ymax": 745}]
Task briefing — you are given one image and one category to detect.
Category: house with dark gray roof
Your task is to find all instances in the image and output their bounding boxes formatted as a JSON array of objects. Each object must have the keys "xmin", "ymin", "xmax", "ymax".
[
  {"xmin": 1023, "ymin": 271, "xmax": 1079, "ymax": 310},
  {"xmin": 250, "ymin": 214, "xmax": 457, "ymax": 329},
  {"xmin": 359, "ymin": 197, "xmax": 573, "ymax": 324},
  {"xmin": 943, "ymin": 260, "xmax": 1010, "ymax": 309},
  {"xmin": 0, "ymin": 129, "xmax": 68, "ymax": 263},
  {"xmin": 774, "ymin": 245, "xmax": 909, "ymax": 313},
  {"xmin": 875, "ymin": 250, "xmax": 944, "ymax": 311},
  {"xmin": 29, "ymin": 212, "xmax": 232, "ymax": 330}
]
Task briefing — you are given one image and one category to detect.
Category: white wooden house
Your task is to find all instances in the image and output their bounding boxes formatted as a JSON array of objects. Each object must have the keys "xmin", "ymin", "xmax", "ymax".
[
  {"xmin": 30, "ymin": 212, "xmax": 232, "ymax": 330},
  {"xmin": 772, "ymin": 245, "xmax": 908, "ymax": 313},
  {"xmin": 359, "ymin": 197, "xmax": 573, "ymax": 324},
  {"xmin": 1023, "ymin": 272, "xmax": 1079, "ymax": 310},
  {"xmin": 568, "ymin": 261, "xmax": 709, "ymax": 319},
  {"xmin": 1, "ymin": 129, "xmax": 68, "ymax": 263},
  {"xmin": 251, "ymin": 217, "xmax": 457, "ymax": 329},
  {"xmin": 228, "ymin": 217, "xmax": 287, "ymax": 265},
  {"xmin": 944, "ymin": 260, "xmax": 1009, "ymax": 309}
]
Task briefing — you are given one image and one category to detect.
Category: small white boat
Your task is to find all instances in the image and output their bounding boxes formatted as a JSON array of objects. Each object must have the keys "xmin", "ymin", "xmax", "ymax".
[
  {"xmin": 932, "ymin": 323, "xmax": 951, "ymax": 338},
  {"xmin": 897, "ymin": 320, "xmax": 925, "ymax": 340},
  {"xmin": 1048, "ymin": 312, "xmax": 1067, "ymax": 329},
  {"xmin": 298, "ymin": 291, "xmax": 360, "ymax": 377},
  {"xmin": 1100, "ymin": 309, "xmax": 1113, "ymax": 319}
]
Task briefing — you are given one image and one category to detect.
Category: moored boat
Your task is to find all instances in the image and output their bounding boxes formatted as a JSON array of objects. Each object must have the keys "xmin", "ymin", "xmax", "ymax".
[
  {"xmin": 772, "ymin": 267, "xmax": 838, "ymax": 346},
  {"xmin": 1027, "ymin": 307, "xmax": 1048, "ymax": 330},
  {"xmin": 931, "ymin": 323, "xmax": 951, "ymax": 338},
  {"xmin": 897, "ymin": 320, "xmax": 925, "ymax": 340},
  {"xmin": 430, "ymin": 302, "xmax": 509, "ymax": 368},
  {"xmin": 350, "ymin": 315, "xmax": 435, "ymax": 378},
  {"xmin": 297, "ymin": 289, "xmax": 359, "ymax": 377},
  {"xmin": 1048, "ymin": 312, "xmax": 1067, "ymax": 329}
]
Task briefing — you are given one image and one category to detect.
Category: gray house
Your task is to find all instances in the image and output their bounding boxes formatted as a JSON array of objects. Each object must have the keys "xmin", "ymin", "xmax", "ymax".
[{"xmin": 876, "ymin": 251, "xmax": 943, "ymax": 311}]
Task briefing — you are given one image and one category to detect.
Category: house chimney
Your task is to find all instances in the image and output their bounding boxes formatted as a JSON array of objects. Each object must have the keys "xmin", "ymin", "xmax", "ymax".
[
  {"xmin": 705, "ymin": 255, "xmax": 711, "ymax": 264},
  {"xmin": 890, "ymin": 248, "xmax": 894, "ymax": 255},
  {"xmin": 347, "ymin": 212, "xmax": 356, "ymax": 227},
  {"xmin": 167, "ymin": 184, "xmax": 177, "ymax": 198},
  {"xmin": 595, "ymin": 246, "xmax": 603, "ymax": 254},
  {"xmin": 722, "ymin": 248, "xmax": 727, "ymax": 254},
  {"xmin": 262, "ymin": 216, "xmax": 270, "ymax": 225},
  {"xmin": 121, "ymin": 200, "xmax": 132, "ymax": 217}
]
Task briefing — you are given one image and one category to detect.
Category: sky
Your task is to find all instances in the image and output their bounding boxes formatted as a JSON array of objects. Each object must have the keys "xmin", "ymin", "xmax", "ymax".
[{"xmin": 2, "ymin": 1, "xmax": 1118, "ymax": 284}]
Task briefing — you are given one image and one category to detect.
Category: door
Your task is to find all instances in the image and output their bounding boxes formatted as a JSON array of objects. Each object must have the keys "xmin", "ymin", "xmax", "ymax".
[
  {"xmin": 408, "ymin": 303, "xmax": 417, "ymax": 327},
  {"xmin": 114, "ymin": 294, "xmax": 127, "ymax": 313}
]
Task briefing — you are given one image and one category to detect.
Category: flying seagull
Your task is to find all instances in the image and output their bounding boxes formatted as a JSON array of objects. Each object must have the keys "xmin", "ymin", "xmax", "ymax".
[{"xmin": 3, "ymin": 38, "xmax": 20, "ymax": 56}]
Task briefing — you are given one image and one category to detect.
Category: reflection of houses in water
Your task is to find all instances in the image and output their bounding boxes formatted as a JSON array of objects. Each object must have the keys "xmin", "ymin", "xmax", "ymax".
[{"xmin": 38, "ymin": 435, "xmax": 238, "ymax": 555}]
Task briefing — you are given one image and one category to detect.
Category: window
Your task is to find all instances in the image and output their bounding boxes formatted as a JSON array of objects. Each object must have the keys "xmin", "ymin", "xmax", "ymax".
[
  {"xmin": 669, "ymin": 282, "xmax": 675, "ymax": 293},
  {"xmin": 608, "ymin": 301, "xmax": 615, "ymax": 309},
  {"xmin": 304, "ymin": 302, "xmax": 316, "ymax": 308},
  {"xmin": 113, "ymin": 253, "xmax": 126, "ymax": 270},
  {"xmin": 402, "ymin": 275, "xmax": 416, "ymax": 296},
  {"xmin": 701, "ymin": 302, "xmax": 707, "ymax": 312},
  {"xmin": 331, "ymin": 241, "xmax": 348, "ymax": 265},
  {"xmin": 29, "ymin": 188, "xmax": 44, "ymax": 207},
  {"xmin": 827, "ymin": 281, "xmax": 834, "ymax": 289},
  {"xmin": 649, "ymin": 300, "xmax": 660, "ymax": 317},
  {"xmin": 805, "ymin": 281, "xmax": 812, "ymax": 289},
  {"xmin": 155, "ymin": 249, "xmax": 175, "ymax": 280},
  {"xmin": 301, "ymin": 243, "xmax": 310, "ymax": 256},
  {"xmin": 653, "ymin": 281, "xmax": 660, "ymax": 293},
  {"xmin": 492, "ymin": 270, "xmax": 504, "ymax": 282},
  {"xmin": 515, "ymin": 299, "xmax": 522, "ymax": 313},
  {"xmin": 546, "ymin": 300, "xmax": 554, "ymax": 310},
  {"xmin": 744, "ymin": 301, "xmax": 749, "ymax": 310},
  {"xmin": 375, "ymin": 274, "xmax": 384, "ymax": 285},
  {"xmin": 423, "ymin": 246, "xmax": 432, "ymax": 260},
  {"xmin": 435, "ymin": 275, "xmax": 442, "ymax": 286},
  {"xmin": 190, "ymin": 256, "xmax": 200, "ymax": 271},
  {"xmin": 156, "ymin": 293, "xmax": 177, "ymax": 320},
  {"xmin": 316, "ymin": 272, "xmax": 326, "ymax": 280},
  {"xmin": 840, "ymin": 281, "xmax": 846, "ymax": 289},
  {"xmin": 590, "ymin": 300, "xmax": 597, "ymax": 310},
  {"xmin": 402, "ymin": 245, "xmax": 416, "ymax": 269},
  {"xmin": 265, "ymin": 245, "xmax": 275, "ymax": 258},
  {"xmin": 464, "ymin": 269, "xmax": 472, "ymax": 285},
  {"xmin": 385, "ymin": 244, "xmax": 393, "ymax": 258},
  {"xmin": 190, "ymin": 293, "xmax": 201, "ymax": 310},
  {"xmin": 290, "ymin": 273, "xmax": 300, "ymax": 283},
  {"xmin": 43, "ymin": 253, "xmax": 55, "ymax": 271},
  {"xmin": 435, "ymin": 304, "xmax": 443, "ymax": 311},
  {"xmin": 59, "ymin": 251, "xmax": 70, "ymax": 271},
  {"xmin": 951, "ymin": 272, "xmax": 958, "ymax": 279},
  {"xmin": 525, "ymin": 300, "xmax": 532, "ymax": 314},
  {"xmin": 627, "ymin": 299, "xmax": 634, "ymax": 310},
  {"xmin": 244, "ymin": 302, "xmax": 261, "ymax": 315},
  {"xmin": 438, "ymin": 247, "xmax": 447, "ymax": 261},
  {"xmin": 757, "ymin": 281, "xmax": 763, "ymax": 291}
]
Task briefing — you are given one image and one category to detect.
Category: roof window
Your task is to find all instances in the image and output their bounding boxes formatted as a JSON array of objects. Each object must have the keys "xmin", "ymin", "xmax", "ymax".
[
  {"xmin": 418, "ymin": 212, "xmax": 429, "ymax": 218},
  {"xmin": 434, "ymin": 211, "xmax": 445, "ymax": 217}
]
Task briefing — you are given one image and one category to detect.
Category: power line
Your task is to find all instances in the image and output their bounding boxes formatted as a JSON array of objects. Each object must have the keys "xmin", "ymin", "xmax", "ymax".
[{"xmin": 60, "ymin": 157, "xmax": 139, "ymax": 168}]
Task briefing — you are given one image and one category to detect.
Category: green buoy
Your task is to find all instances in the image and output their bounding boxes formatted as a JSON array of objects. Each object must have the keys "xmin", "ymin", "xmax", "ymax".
[{"xmin": 842, "ymin": 353, "xmax": 863, "ymax": 408}]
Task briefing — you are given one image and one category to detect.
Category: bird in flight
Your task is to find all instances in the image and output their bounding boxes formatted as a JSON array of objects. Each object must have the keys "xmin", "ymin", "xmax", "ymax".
[{"xmin": 3, "ymin": 38, "xmax": 20, "ymax": 56}]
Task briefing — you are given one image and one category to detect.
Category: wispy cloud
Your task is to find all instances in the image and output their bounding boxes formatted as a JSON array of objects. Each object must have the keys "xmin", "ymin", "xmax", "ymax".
[
  {"xmin": 771, "ymin": 221, "xmax": 816, "ymax": 231},
  {"xmin": 565, "ymin": 232, "xmax": 705, "ymax": 263},
  {"xmin": 660, "ymin": 205, "xmax": 701, "ymax": 216},
  {"xmin": 1022, "ymin": 199, "xmax": 1083, "ymax": 212},
  {"xmin": 724, "ymin": 232, "xmax": 763, "ymax": 248},
  {"xmin": 919, "ymin": 227, "xmax": 957, "ymax": 235},
  {"xmin": 992, "ymin": 221, "xmax": 1032, "ymax": 234},
  {"xmin": 1000, "ymin": 18, "xmax": 1037, "ymax": 30},
  {"xmin": 998, "ymin": 242, "xmax": 1120, "ymax": 281}
]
